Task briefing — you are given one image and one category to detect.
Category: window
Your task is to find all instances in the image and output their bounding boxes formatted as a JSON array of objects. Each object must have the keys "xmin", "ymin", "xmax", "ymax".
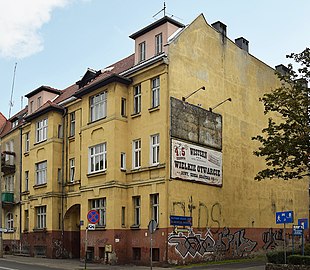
[
  {"xmin": 36, "ymin": 161, "xmax": 47, "ymax": 185},
  {"xmin": 12, "ymin": 120, "xmax": 18, "ymax": 128},
  {"xmin": 138, "ymin": 41, "xmax": 146, "ymax": 62},
  {"xmin": 58, "ymin": 124, "xmax": 63, "ymax": 138},
  {"xmin": 121, "ymin": 152, "xmax": 126, "ymax": 170},
  {"xmin": 121, "ymin": 206, "xmax": 126, "ymax": 227},
  {"xmin": 132, "ymin": 139, "xmax": 141, "ymax": 169},
  {"xmin": 24, "ymin": 210, "xmax": 29, "ymax": 231},
  {"xmin": 6, "ymin": 212, "xmax": 14, "ymax": 230},
  {"xmin": 25, "ymin": 171, "xmax": 29, "ymax": 191},
  {"xmin": 133, "ymin": 196, "xmax": 141, "ymax": 226},
  {"xmin": 36, "ymin": 206, "xmax": 46, "ymax": 229},
  {"xmin": 37, "ymin": 96, "xmax": 42, "ymax": 107},
  {"xmin": 69, "ymin": 112, "xmax": 75, "ymax": 136},
  {"xmin": 150, "ymin": 194, "xmax": 159, "ymax": 224},
  {"xmin": 90, "ymin": 92, "xmax": 107, "ymax": 122},
  {"xmin": 5, "ymin": 140, "xmax": 14, "ymax": 164},
  {"xmin": 155, "ymin": 33, "xmax": 163, "ymax": 54},
  {"xmin": 151, "ymin": 77, "xmax": 160, "ymax": 108},
  {"xmin": 150, "ymin": 134, "xmax": 160, "ymax": 165},
  {"xmin": 121, "ymin": 98, "xmax": 126, "ymax": 117},
  {"xmin": 30, "ymin": 101, "xmax": 34, "ymax": 113},
  {"xmin": 69, "ymin": 158, "xmax": 75, "ymax": 182},
  {"xmin": 89, "ymin": 143, "xmax": 107, "ymax": 173},
  {"xmin": 36, "ymin": 118, "xmax": 48, "ymax": 143},
  {"xmin": 57, "ymin": 168, "xmax": 62, "ymax": 183},
  {"xmin": 90, "ymin": 198, "xmax": 106, "ymax": 226},
  {"xmin": 133, "ymin": 85, "xmax": 141, "ymax": 114},
  {"xmin": 25, "ymin": 132, "xmax": 30, "ymax": 152},
  {"xmin": 133, "ymin": 247, "xmax": 141, "ymax": 261},
  {"xmin": 4, "ymin": 175, "xmax": 14, "ymax": 192}
]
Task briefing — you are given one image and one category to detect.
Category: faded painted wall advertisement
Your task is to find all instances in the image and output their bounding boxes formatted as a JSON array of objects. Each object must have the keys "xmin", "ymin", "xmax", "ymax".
[{"xmin": 171, "ymin": 139, "xmax": 222, "ymax": 185}]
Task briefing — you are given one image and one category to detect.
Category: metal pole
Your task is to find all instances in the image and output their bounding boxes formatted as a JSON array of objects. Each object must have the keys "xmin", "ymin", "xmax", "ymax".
[
  {"xmin": 302, "ymin": 228, "xmax": 304, "ymax": 256},
  {"xmin": 284, "ymin": 223, "xmax": 286, "ymax": 264},
  {"xmin": 150, "ymin": 231, "xmax": 153, "ymax": 270},
  {"xmin": 84, "ymin": 228, "xmax": 88, "ymax": 270},
  {"xmin": 0, "ymin": 143, "xmax": 3, "ymax": 258}
]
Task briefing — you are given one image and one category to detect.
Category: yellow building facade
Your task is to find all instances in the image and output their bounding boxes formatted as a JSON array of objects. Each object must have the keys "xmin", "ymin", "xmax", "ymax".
[{"xmin": 0, "ymin": 14, "xmax": 308, "ymax": 265}]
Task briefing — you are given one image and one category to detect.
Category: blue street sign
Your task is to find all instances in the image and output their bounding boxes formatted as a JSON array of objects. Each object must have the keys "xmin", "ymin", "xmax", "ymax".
[
  {"xmin": 87, "ymin": 209, "xmax": 100, "ymax": 224},
  {"xmin": 170, "ymin": 215, "xmax": 192, "ymax": 226},
  {"xmin": 298, "ymin": 218, "xmax": 308, "ymax": 230},
  {"xmin": 293, "ymin": 225, "xmax": 303, "ymax": 236},
  {"xmin": 276, "ymin": 211, "xmax": 294, "ymax": 224}
]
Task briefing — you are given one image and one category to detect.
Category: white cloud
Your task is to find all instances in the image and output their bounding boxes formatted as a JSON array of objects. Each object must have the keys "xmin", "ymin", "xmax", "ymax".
[{"xmin": 0, "ymin": 0, "xmax": 71, "ymax": 59}]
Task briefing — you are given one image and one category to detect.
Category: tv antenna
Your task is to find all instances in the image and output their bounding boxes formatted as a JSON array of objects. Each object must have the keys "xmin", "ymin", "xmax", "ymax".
[
  {"xmin": 153, "ymin": 2, "xmax": 166, "ymax": 18},
  {"xmin": 8, "ymin": 63, "xmax": 17, "ymax": 118}
]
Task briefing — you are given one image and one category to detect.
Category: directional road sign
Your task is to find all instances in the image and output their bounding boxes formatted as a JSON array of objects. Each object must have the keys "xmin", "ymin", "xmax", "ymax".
[
  {"xmin": 298, "ymin": 218, "xmax": 308, "ymax": 230},
  {"xmin": 87, "ymin": 209, "xmax": 100, "ymax": 224},
  {"xmin": 276, "ymin": 211, "xmax": 294, "ymax": 224}
]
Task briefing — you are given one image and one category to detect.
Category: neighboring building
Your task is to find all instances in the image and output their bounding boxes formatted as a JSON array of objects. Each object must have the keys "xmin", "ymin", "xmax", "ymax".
[{"xmin": 0, "ymin": 14, "xmax": 308, "ymax": 265}]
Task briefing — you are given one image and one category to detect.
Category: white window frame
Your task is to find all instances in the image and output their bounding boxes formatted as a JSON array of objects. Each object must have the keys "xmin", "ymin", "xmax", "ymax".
[
  {"xmin": 90, "ymin": 198, "xmax": 106, "ymax": 227},
  {"xmin": 155, "ymin": 33, "xmax": 163, "ymax": 55},
  {"xmin": 133, "ymin": 196, "xmax": 141, "ymax": 226},
  {"xmin": 120, "ymin": 152, "xmax": 126, "ymax": 170},
  {"xmin": 4, "ymin": 175, "xmax": 14, "ymax": 192},
  {"xmin": 6, "ymin": 212, "xmax": 14, "ymax": 230},
  {"xmin": 132, "ymin": 139, "xmax": 141, "ymax": 169},
  {"xmin": 133, "ymin": 85, "xmax": 141, "ymax": 114},
  {"xmin": 70, "ymin": 112, "xmax": 75, "ymax": 136},
  {"xmin": 36, "ymin": 161, "xmax": 47, "ymax": 185},
  {"xmin": 151, "ymin": 194, "xmax": 159, "ymax": 224},
  {"xmin": 12, "ymin": 120, "xmax": 18, "ymax": 128},
  {"xmin": 25, "ymin": 132, "xmax": 30, "ymax": 152},
  {"xmin": 88, "ymin": 143, "xmax": 107, "ymax": 174},
  {"xmin": 151, "ymin": 77, "xmax": 160, "ymax": 108},
  {"xmin": 138, "ymin": 41, "xmax": 146, "ymax": 62},
  {"xmin": 90, "ymin": 92, "xmax": 107, "ymax": 122},
  {"xmin": 36, "ymin": 206, "xmax": 46, "ymax": 229},
  {"xmin": 69, "ymin": 158, "xmax": 75, "ymax": 182},
  {"xmin": 36, "ymin": 118, "xmax": 48, "ymax": 143},
  {"xmin": 150, "ymin": 134, "xmax": 160, "ymax": 166}
]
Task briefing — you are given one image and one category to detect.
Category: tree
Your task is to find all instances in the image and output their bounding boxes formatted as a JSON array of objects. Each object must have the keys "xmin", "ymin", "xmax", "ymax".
[{"xmin": 252, "ymin": 48, "xmax": 310, "ymax": 180}]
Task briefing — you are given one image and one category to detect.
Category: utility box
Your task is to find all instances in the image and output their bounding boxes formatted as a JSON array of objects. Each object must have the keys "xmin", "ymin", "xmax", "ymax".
[{"xmin": 105, "ymin": 244, "xmax": 112, "ymax": 253}]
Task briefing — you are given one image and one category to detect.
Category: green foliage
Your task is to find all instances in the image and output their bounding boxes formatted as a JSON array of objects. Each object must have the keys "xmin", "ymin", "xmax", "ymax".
[
  {"xmin": 304, "ymin": 244, "xmax": 310, "ymax": 256},
  {"xmin": 252, "ymin": 48, "xmax": 310, "ymax": 180},
  {"xmin": 266, "ymin": 251, "xmax": 289, "ymax": 264},
  {"xmin": 288, "ymin": 255, "xmax": 310, "ymax": 265}
]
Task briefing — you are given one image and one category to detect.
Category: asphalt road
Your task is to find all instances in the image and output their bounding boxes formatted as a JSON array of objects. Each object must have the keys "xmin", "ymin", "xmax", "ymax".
[{"xmin": 0, "ymin": 259, "xmax": 58, "ymax": 270}]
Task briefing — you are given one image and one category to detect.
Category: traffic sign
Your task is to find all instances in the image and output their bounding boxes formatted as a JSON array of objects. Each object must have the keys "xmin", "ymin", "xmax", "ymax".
[
  {"xmin": 87, "ymin": 209, "xmax": 100, "ymax": 224},
  {"xmin": 276, "ymin": 211, "xmax": 294, "ymax": 224},
  {"xmin": 293, "ymin": 225, "xmax": 303, "ymax": 236},
  {"xmin": 298, "ymin": 218, "xmax": 308, "ymax": 229},
  {"xmin": 170, "ymin": 215, "xmax": 192, "ymax": 226},
  {"xmin": 148, "ymin": 219, "xmax": 157, "ymax": 234},
  {"xmin": 88, "ymin": 224, "xmax": 95, "ymax": 230}
]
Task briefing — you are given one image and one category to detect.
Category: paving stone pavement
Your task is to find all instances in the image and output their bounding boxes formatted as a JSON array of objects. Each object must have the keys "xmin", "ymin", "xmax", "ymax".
[{"xmin": 2, "ymin": 255, "xmax": 174, "ymax": 270}]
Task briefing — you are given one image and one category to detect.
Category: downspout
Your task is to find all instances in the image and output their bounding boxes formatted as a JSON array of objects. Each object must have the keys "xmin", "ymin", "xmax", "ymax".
[{"xmin": 19, "ymin": 126, "xmax": 23, "ymax": 253}]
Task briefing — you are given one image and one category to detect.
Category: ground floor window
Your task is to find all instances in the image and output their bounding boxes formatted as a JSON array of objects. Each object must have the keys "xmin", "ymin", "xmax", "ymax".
[
  {"xmin": 133, "ymin": 247, "xmax": 141, "ymax": 260},
  {"xmin": 36, "ymin": 206, "xmax": 46, "ymax": 229}
]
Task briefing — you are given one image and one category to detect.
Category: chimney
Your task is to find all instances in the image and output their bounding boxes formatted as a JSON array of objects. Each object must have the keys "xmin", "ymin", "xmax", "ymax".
[
  {"xmin": 211, "ymin": 21, "xmax": 227, "ymax": 36},
  {"xmin": 235, "ymin": 37, "xmax": 249, "ymax": 52},
  {"xmin": 275, "ymin": 64, "xmax": 289, "ymax": 76}
]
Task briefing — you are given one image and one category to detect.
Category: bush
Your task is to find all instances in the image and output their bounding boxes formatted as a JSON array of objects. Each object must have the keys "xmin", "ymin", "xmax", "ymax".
[
  {"xmin": 266, "ymin": 251, "xmax": 287, "ymax": 264},
  {"xmin": 288, "ymin": 255, "xmax": 310, "ymax": 265},
  {"xmin": 304, "ymin": 244, "xmax": 310, "ymax": 256}
]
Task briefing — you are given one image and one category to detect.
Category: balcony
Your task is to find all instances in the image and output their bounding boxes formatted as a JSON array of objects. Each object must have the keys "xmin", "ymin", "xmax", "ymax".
[
  {"xmin": 1, "ymin": 151, "xmax": 16, "ymax": 174},
  {"xmin": 1, "ymin": 192, "xmax": 14, "ymax": 203}
]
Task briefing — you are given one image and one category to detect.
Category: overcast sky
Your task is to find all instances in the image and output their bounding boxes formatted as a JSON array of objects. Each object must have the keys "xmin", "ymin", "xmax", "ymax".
[{"xmin": 1, "ymin": 0, "xmax": 309, "ymax": 118}]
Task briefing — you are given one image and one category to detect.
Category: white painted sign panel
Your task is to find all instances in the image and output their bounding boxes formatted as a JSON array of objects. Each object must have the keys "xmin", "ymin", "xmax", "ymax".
[{"xmin": 171, "ymin": 139, "xmax": 222, "ymax": 186}]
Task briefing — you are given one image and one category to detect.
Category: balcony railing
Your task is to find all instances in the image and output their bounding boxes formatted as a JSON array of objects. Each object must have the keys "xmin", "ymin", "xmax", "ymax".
[
  {"xmin": 1, "ymin": 192, "xmax": 14, "ymax": 203},
  {"xmin": 1, "ymin": 151, "xmax": 16, "ymax": 174}
]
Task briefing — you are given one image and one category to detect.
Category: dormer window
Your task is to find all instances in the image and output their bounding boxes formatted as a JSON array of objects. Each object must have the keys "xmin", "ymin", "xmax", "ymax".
[
  {"xmin": 138, "ymin": 41, "xmax": 146, "ymax": 62},
  {"xmin": 12, "ymin": 120, "xmax": 18, "ymax": 128},
  {"xmin": 30, "ymin": 101, "xmax": 34, "ymax": 113},
  {"xmin": 37, "ymin": 96, "xmax": 42, "ymax": 108},
  {"xmin": 155, "ymin": 33, "xmax": 163, "ymax": 55}
]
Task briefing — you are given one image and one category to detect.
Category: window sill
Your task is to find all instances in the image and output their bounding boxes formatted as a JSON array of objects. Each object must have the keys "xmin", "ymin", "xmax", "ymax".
[
  {"xmin": 4, "ymin": 229, "xmax": 15, "ymax": 234},
  {"xmin": 87, "ymin": 171, "xmax": 106, "ymax": 178},
  {"xmin": 24, "ymin": 152, "xmax": 29, "ymax": 157},
  {"xmin": 66, "ymin": 180, "xmax": 81, "ymax": 186},
  {"xmin": 131, "ymin": 113, "xmax": 141, "ymax": 119},
  {"xmin": 34, "ymin": 139, "xmax": 47, "ymax": 146},
  {"xmin": 33, "ymin": 228, "xmax": 47, "ymax": 233},
  {"xmin": 120, "ymin": 169, "xmax": 126, "ymax": 172},
  {"xmin": 127, "ymin": 163, "xmax": 165, "ymax": 174},
  {"xmin": 130, "ymin": 225, "xmax": 140, "ymax": 230},
  {"xmin": 33, "ymin": 183, "xmax": 47, "ymax": 189},
  {"xmin": 95, "ymin": 226, "xmax": 106, "ymax": 231},
  {"xmin": 148, "ymin": 106, "xmax": 160, "ymax": 112},
  {"xmin": 21, "ymin": 191, "xmax": 30, "ymax": 195},
  {"xmin": 88, "ymin": 117, "xmax": 107, "ymax": 125},
  {"xmin": 68, "ymin": 136, "xmax": 75, "ymax": 142}
]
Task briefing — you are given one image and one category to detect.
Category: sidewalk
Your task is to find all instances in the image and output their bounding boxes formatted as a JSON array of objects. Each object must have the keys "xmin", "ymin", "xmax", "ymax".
[{"xmin": 1, "ymin": 255, "xmax": 174, "ymax": 270}]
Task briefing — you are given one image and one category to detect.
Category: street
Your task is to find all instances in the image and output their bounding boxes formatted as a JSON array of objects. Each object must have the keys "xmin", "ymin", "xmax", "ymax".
[
  {"xmin": 0, "ymin": 259, "xmax": 57, "ymax": 270},
  {"xmin": 180, "ymin": 260, "xmax": 266, "ymax": 269}
]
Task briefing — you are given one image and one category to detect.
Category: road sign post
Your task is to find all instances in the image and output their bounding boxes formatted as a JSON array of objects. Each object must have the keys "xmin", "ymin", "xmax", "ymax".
[
  {"xmin": 276, "ymin": 211, "xmax": 294, "ymax": 264},
  {"xmin": 85, "ymin": 210, "xmax": 99, "ymax": 269},
  {"xmin": 148, "ymin": 219, "xmax": 157, "ymax": 270}
]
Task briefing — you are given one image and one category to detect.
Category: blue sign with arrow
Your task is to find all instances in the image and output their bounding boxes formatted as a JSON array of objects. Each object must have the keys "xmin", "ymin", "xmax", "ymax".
[{"xmin": 276, "ymin": 211, "xmax": 294, "ymax": 224}]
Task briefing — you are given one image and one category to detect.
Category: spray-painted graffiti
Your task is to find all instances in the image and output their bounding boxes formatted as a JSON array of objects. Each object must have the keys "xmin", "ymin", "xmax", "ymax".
[
  {"xmin": 52, "ymin": 239, "xmax": 68, "ymax": 258},
  {"xmin": 198, "ymin": 202, "xmax": 222, "ymax": 233},
  {"xmin": 168, "ymin": 227, "xmax": 257, "ymax": 259},
  {"xmin": 262, "ymin": 228, "xmax": 284, "ymax": 250}
]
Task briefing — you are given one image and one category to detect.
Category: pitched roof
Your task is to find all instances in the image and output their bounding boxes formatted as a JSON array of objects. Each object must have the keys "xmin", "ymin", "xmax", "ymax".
[
  {"xmin": 25, "ymin": 100, "xmax": 64, "ymax": 121},
  {"xmin": 25, "ymin": 85, "xmax": 62, "ymax": 98}
]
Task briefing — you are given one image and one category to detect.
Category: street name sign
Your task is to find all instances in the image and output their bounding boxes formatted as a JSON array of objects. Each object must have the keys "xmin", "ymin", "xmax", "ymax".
[
  {"xmin": 170, "ymin": 215, "xmax": 192, "ymax": 226},
  {"xmin": 276, "ymin": 211, "xmax": 294, "ymax": 224},
  {"xmin": 293, "ymin": 225, "xmax": 303, "ymax": 236}
]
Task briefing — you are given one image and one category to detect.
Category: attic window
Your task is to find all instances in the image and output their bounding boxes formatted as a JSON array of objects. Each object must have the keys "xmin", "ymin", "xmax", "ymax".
[
  {"xmin": 12, "ymin": 120, "xmax": 18, "ymax": 128},
  {"xmin": 138, "ymin": 42, "xmax": 146, "ymax": 62},
  {"xmin": 76, "ymin": 69, "xmax": 101, "ymax": 89}
]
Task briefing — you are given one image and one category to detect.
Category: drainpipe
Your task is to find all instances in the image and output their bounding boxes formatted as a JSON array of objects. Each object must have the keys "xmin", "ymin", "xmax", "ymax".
[{"xmin": 19, "ymin": 126, "xmax": 22, "ymax": 253}]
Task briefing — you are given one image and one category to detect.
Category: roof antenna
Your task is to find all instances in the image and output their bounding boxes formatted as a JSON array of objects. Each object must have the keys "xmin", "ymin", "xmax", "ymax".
[
  {"xmin": 153, "ymin": 2, "xmax": 166, "ymax": 18},
  {"xmin": 8, "ymin": 62, "xmax": 17, "ymax": 118}
]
